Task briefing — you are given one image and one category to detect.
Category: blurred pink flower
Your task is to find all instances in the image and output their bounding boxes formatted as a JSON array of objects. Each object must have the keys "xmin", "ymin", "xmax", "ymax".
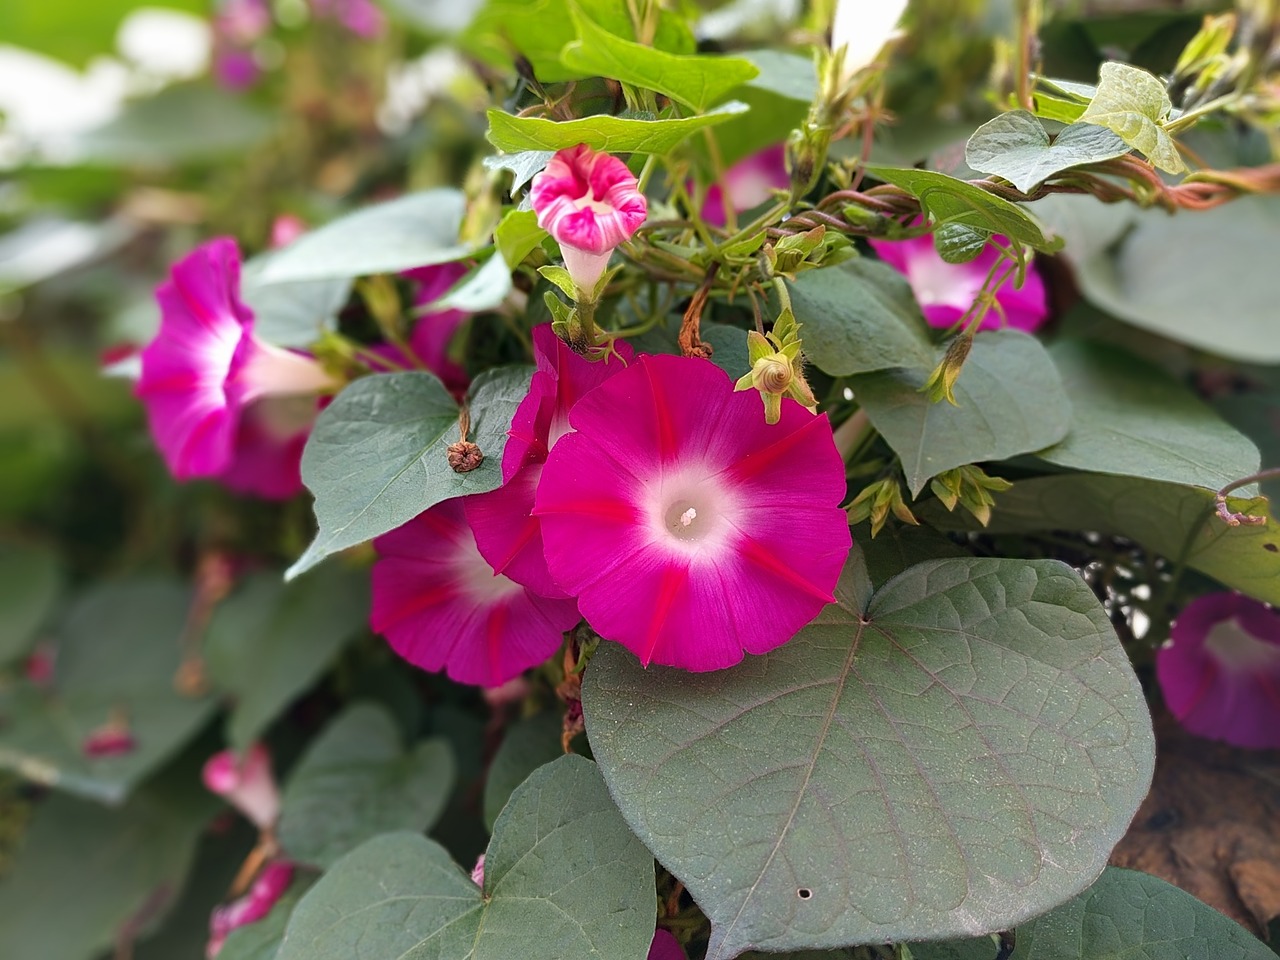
[
  {"xmin": 310, "ymin": 0, "xmax": 385, "ymax": 38},
  {"xmin": 869, "ymin": 231, "xmax": 1048, "ymax": 332},
  {"xmin": 202, "ymin": 742, "xmax": 281, "ymax": 830},
  {"xmin": 207, "ymin": 861, "xmax": 293, "ymax": 958},
  {"xmin": 82, "ymin": 723, "xmax": 136, "ymax": 758},
  {"xmin": 213, "ymin": 49, "xmax": 260, "ymax": 90},
  {"xmin": 648, "ymin": 929, "xmax": 686, "ymax": 960},
  {"xmin": 530, "ymin": 144, "xmax": 647, "ymax": 293},
  {"xmin": 470, "ymin": 853, "xmax": 486, "ymax": 887},
  {"xmin": 371, "ymin": 498, "xmax": 581, "ymax": 687},
  {"xmin": 1157, "ymin": 592, "xmax": 1280, "ymax": 749},
  {"xmin": 464, "ymin": 324, "xmax": 632, "ymax": 598},
  {"xmin": 136, "ymin": 238, "xmax": 334, "ymax": 484},
  {"xmin": 211, "ymin": 0, "xmax": 270, "ymax": 90},
  {"xmin": 269, "ymin": 214, "xmax": 307, "ymax": 249},
  {"xmin": 534, "ymin": 354, "xmax": 851, "ymax": 671},
  {"xmin": 404, "ymin": 262, "xmax": 471, "ymax": 395},
  {"xmin": 700, "ymin": 144, "xmax": 789, "ymax": 228}
]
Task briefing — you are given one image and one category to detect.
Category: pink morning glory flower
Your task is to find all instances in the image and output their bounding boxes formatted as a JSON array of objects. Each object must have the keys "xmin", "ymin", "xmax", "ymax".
[
  {"xmin": 529, "ymin": 144, "xmax": 647, "ymax": 295},
  {"xmin": 202, "ymin": 742, "xmax": 281, "ymax": 830},
  {"xmin": 868, "ymin": 231, "xmax": 1048, "ymax": 332},
  {"xmin": 370, "ymin": 498, "xmax": 581, "ymax": 687},
  {"xmin": 310, "ymin": 0, "xmax": 385, "ymax": 38},
  {"xmin": 534, "ymin": 354, "xmax": 851, "ymax": 671},
  {"xmin": 464, "ymin": 324, "xmax": 633, "ymax": 599},
  {"xmin": 136, "ymin": 237, "xmax": 335, "ymax": 484},
  {"xmin": 1157, "ymin": 592, "xmax": 1280, "ymax": 750},
  {"xmin": 648, "ymin": 929, "xmax": 686, "ymax": 960},
  {"xmin": 206, "ymin": 861, "xmax": 294, "ymax": 958},
  {"xmin": 701, "ymin": 144, "xmax": 789, "ymax": 228}
]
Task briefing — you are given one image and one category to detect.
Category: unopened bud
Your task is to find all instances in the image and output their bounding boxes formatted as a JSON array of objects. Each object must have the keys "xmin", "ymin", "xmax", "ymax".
[
  {"xmin": 786, "ymin": 122, "xmax": 831, "ymax": 202},
  {"xmin": 922, "ymin": 333, "xmax": 974, "ymax": 405}
]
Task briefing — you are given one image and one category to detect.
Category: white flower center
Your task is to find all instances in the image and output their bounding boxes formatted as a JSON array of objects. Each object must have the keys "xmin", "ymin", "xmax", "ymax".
[
  {"xmin": 664, "ymin": 499, "xmax": 708, "ymax": 541},
  {"xmin": 1204, "ymin": 617, "xmax": 1280, "ymax": 672},
  {"xmin": 572, "ymin": 186, "xmax": 615, "ymax": 215}
]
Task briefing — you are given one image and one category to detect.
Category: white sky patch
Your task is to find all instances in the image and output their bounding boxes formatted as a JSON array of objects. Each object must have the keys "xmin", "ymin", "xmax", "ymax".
[{"xmin": 117, "ymin": 8, "xmax": 212, "ymax": 80}]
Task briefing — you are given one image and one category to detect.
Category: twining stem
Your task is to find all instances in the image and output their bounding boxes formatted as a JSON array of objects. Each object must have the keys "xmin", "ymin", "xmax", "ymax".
[{"xmin": 678, "ymin": 263, "xmax": 721, "ymax": 358}]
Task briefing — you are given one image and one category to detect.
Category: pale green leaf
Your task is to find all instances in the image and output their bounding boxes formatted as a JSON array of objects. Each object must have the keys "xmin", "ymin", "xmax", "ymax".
[
  {"xmin": 864, "ymin": 165, "xmax": 1063, "ymax": 252},
  {"xmin": 850, "ymin": 330, "xmax": 1072, "ymax": 495},
  {"xmin": 204, "ymin": 565, "xmax": 369, "ymax": 750},
  {"xmin": 240, "ymin": 264, "xmax": 351, "ymax": 349},
  {"xmin": 494, "ymin": 209, "xmax": 548, "ymax": 268},
  {"xmin": 288, "ymin": 366, "xmax": 531, "ymax": 578},
  {"xmin": 583, "ymin": 556, "xmax": 1154, "ymax": 956},
  {"xmin": 1038, "ymin": 339, "xmax": 1260, "ymax": 490},
  {"xmin": 1078, "ymin": 62, "xmax": 1186, "ymax": 174},
  {"xmin": 0, "ymin": 579, "xmax": 215, "ymax": 804},
  {"xmin": 965, "ymin": 111, "xmax": 1130, "ymax": 193},
  {"xmin": 926, "ymin": 474, "xmax": 1280, "ymax": 605},
  {"xmin": 277, "ymin": 755, "xmax": 655, "ymax": 960},
  {"xmin": 560, "ymin": 4, "xmax": 758, "ymax": 112},
  {"xmin": 913, "ymin": 867, "xmax": 1275, "ymax": 960},
  {"xmin": 278, "ymin": 703, "xmax": 455, "ymax": 868},
  {"xmin": 260, "ymin": 190, "xmax": 471, "ymax": 283},
  {"xmin": 486, "ymin": 102, "xmax": 750, "ymax": 155},
  {"xmin": 787, "ymin": 258, "xmax": 935, "ymax": 376}
]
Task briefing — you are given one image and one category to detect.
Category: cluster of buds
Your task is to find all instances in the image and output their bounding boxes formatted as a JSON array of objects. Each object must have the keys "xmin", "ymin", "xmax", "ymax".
[
  {"xmin": 1170, "ymin": 3, "xmax": 1280, "ymax": 113},
  {"xmin": 930, "ymin": 465, "xmax": 1014, "ymax": 527},
  {"xmin": 734, "ymin": 295, "xmax": 817, "ymax": 424},
  {"xmin": 847, "ymin": 476, "xmax": 917, "ymax": 537}
]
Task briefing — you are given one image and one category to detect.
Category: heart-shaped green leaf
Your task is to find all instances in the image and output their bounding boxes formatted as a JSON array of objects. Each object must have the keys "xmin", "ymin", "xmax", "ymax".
[
  {"xmin": 912, "ymin": 867, "xmax": 1275, "ymax": 960},
  {"xmin": 965, "ymin": 110, "xmax": 1130, "ymax": 193},
  {"xmin": 277, "ymin": 755, "xmax": 656, "ymax": 960},
  {"xmin": 278, "ymin": 703, "xmax": 455, "ymax": 868},
  {"xmin": 1078, "ymin": 62, "xmax": 1185, "ymax": 174},
  {"xmin": 288, "ymin": 365, "xmax": 532, "ymax": 578},
  {"xmin": 583, "ymin": 555, "xmax": 1154, "ymax": 957},
  {"xmin": 850, "ymin": 330, "xmax": 1072, "ymax": 495}
]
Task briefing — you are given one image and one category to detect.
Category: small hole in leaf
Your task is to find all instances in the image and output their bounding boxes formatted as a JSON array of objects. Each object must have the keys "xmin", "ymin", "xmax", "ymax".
[
  {"xmin": 1265, "ymin": 543, "xmax": 1278, "ymax": 553},
  {"xmin": 797, "ymin": 888, "xmax": 813, "ymax": 900}
]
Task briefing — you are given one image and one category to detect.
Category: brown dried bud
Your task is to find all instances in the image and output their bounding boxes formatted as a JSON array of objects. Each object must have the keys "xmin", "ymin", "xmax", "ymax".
[{"xmin": 447, "ymin": 441, "xmax": 484, "ymax": 473}]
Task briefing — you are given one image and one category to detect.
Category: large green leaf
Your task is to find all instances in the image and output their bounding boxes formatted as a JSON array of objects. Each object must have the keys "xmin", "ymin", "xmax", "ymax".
[
  {"xmin": 277, "ymin": 755, "xmax": 656, "ymax": 960},
  {"xmin": 1067, "ymin": 197, "xmax": 1280, "ymax": 363},
  {"xmin": 204, "ymin": 565, "xmax": 369, "ymax": 750},
  {"xmin": 259, "ymin": 190, "xmax": 471, "ymax": 283},
  {"xmin": 277, "ymin": 703, "xmax": 455, "ymax": 868},
  {"xmin": 1078, "ymin": 62, "xmax": 1185, "ymax": 174},
  {"xmin": 69, "ymin": 84, "xmax": 275, "ymax": 167},
  {"xmin": 0, "ymin": 541, "xmax": 60, "ymax": 664},
  {"xmin": 0, "ymin": 757, "xmax": 217, "ymax": 959},
  {"xmin": 560, "ymin": 4, "xmax": 758, "ymax": 112},
  {"xmin": 964, "ymin": 111, "xmax": 1130, "ymax": 193},
  {"xmin": 288, "ymin": 365, "xmax": 531, "ymax": 578},
  {"xmin": 0, "ymin": 0, "xmax": 203, "ymax": 66},
  {"xmin": 486, "ymin": 102, "xmax": 750, "ymax": 155},
  {"xmin": 583, "ymin": 555, "xmax": 1154, "ymax": 957},
  {"xmin": 460, "ymin": 0, "xmax": 693, "ymax": 83},
  {"xmin": 0, "ymin": 579, "xmax": 215, "ymax": 804},
  {"xmin": 787, "ymin": 258, "xmax": 935, "ymax": 376},
  {"xmin": 863, "ymin": 165, "xmax": 1063, "ymax": 252},
  {"xmin": 928, "ymin": 474, "xmax": 1280, "ymax": 604},
  {"xmin": 482, "ymin": 710, "xmax": 564, "ymax": 829},
  {"xmin": 913, "ymin": 867, "xmax": 1274, "ymax": 960},
  {"xmin": 849, "ymin": 330, "xmax": 1072, "ymax": 495},
  {"xmin": 1038, "ymin": 339, "xmax": 1259, "ymax": 490}
]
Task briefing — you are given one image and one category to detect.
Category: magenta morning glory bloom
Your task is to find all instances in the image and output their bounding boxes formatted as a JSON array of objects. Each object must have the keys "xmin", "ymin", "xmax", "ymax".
[
  {"xmin": 136, "ymin": 238, "xmax": 335, "ymax": 483},
  {"xmin": 202, "ymin": 742, "xmax": 281, "ymax": 830},
  {"xmin": 701, "ymin": 144, "xmax": 789, "ymax": 228},
  {"xmin": 405, "ymin": 262, "xmax": 471, "ymax": 394},
  {"xmin": 1157, "ymin": 592, "xmax": 1280, "ymax": 750},
  {"xmin": 648, "ymin": 929, "xmax": 686, "ymax": 960},
  {"xmin": 534, "ymin": 354, "xmax": 851, "ymax": 672},
  {"xmin": 206, "ymin": 861, "xmax": 294, "ymax": 958},
  {"xmin": 465, "ymin": 324, "xmax": 633, "ymax": 599},
  {"xmin": 371, "ymin": 498, "xmax": 581, "ymax": 687},
  {"xmin": 530, "ymin": 144, "xmax": 647, "ymax": 294},
  {"xmin": 868, "ymin": 231, "xmax": 1048, "ymax": 332}
]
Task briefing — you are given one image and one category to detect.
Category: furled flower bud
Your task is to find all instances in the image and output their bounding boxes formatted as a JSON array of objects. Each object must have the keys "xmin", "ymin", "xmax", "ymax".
[
  {"xmin": 202, "ymin": 742, "xmax": 280, "ymax": 830},
  {"xmin": 529, "ymin": 144, "xmax": 647, "ymax": 299},
  {"xmin": 733, "ymin": 305, "xmax": 817, "ymax": 424},
  {"xmin": 206, "ymin": 861, "xmax": 293, "ymax": 958}
]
